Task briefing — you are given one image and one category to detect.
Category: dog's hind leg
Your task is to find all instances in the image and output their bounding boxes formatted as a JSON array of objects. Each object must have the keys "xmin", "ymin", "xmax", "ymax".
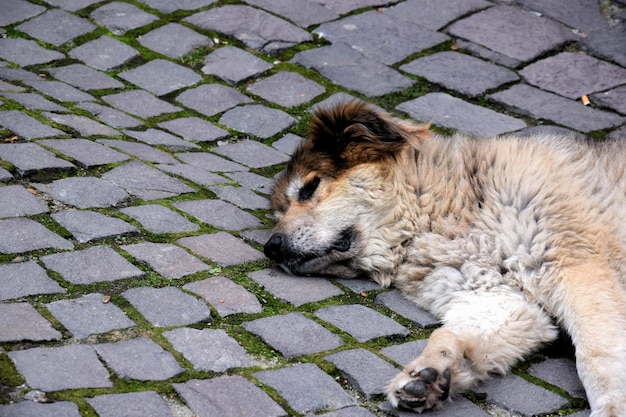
[
  {"xmin": 386, "ymin": 289, "xmax": 558, "ymax": 413},
  {"xmin": 550, "ymin": 261, "xmax": 626, "ymax": 417}
]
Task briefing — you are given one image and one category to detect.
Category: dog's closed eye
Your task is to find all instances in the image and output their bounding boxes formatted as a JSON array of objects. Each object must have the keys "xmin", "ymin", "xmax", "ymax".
[{"xmin": 298, "ymin": 176, "xmax": 321, "ymax": 202}]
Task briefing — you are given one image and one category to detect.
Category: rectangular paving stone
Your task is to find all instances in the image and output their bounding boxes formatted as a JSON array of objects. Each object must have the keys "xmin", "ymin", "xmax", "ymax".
[
  {"xmin": 528, "ymin": 358, "xmax": 586, "ymax": 399},
  {"xmin": 244, "ymin": 312, "xmax": 344, "ymax": 358},
  {"xmin": 244, "ymin": 0, "xmax": 338, "ymax": 27},
  {"xmin": 447, "ymin": 5, "xmax": 574, "ymax": 63},
  {"xmin": 225, "ymin": 170, "xmax": 274, "ymax": 194},
  {"xmin": 292, "ymin": 43, "xmax": 414, "ymax": 97},
  {"xmin": 315, "ymin": 407, "xmax": 377, "ymax": 417},
  {"xmin": 122, "ymin": 286, "xmax": 212, "ymax": 326},
  {"xmin": 41, "ymin": 113, "xmax": 121, "ymax": 137},
  {"xmin": 45, "ymin": 64, "xmax": 124, "ymax": 90},
  {"xmin": 0, "ymin": 166, "xmax": 13, "ymax": 182},
  {"xmin": 1, "ymin": 92, "xmax": 66, "ymax": 112},
  {"xmin": 156, "ymin": 163, "xmax": 227, "ymax": 186},
  {"xmin": 158, "ymin": 117, "xmax": 229, "ymax": 143},
  {"xmin": 90, "ymin": 2, "xmax": 157, "ymax": 35},
  {"xmin": 315, "ymin": 10, "xmax": 449, "ymax": 65},
  {"xmin": 0, "ymin": 111, "xmax": 65, "ymax": 140},
  {"xmin": 52, "ymin": 209, "xmax": 138, "ymax": 243},
  {"xmin": 315, "ymin": 304, "xmax": 409, "ymax": 342},
  {"xmin": 384, "ymin": 0, "xmax": 492, "ymax": 31},
  {"xmin": 0, "ymin": 401, "xmax": 81, "ymax": 417},
  {"xmin": 139, "ymin": 23, "xmax": 213, "ymax": 59},
  {"xmin": 44, "ymin": 0, "xmax": 103, "ymax": 10},
  {"xmin": 15, "ymin": 9, "xmax": 96, "ymax": 46},
  {"xmin": 78, "ymin": 102, "xmax": 143, "ymax": 128},
  {"xmin": 0, "ymin": 261, "xmax": 65, "ymax": 301},
  {"xmin": 0, "ymin": 184, "xmax": 48, "ymax": 218},
  {"xmin": 400, "ymin": 51, "xmax": 519, "ymax": 97},
  {"xmin": 488, "ymin": 84, "xmax": 626, "ymax": 132},
  {"xmin": 479, "ymin": 373, "xmax": 570, "ymax": 416},
  {"xmin": 123, "ymin": 128, "xmax": 200, "ymax": 151},
  {"xmin": 103, "ymin": 90, "xmax": 182, "ymax": 119},
  {"xmin": 173, "ymin": 376, "xmax": 286, "ymax": 417},
  {"xmin": 101, "ymin": 161, "xmax": 195, "ymax": 200},
  {"xmin": 325, "ymin": 348, "xmax": 399, "ymax": 399},
  {"xmin": 46, "ymin": 293, "xmax": 136, "ymax": 339},
  {"xmin": 97, "ymin": 139, "xmax": 178, "ymax": 164},
  {"xmin": 119, "ymin": 59, "xmax": 202, "ymax": 96},
  {"xmin": 94, "ymin": 337, "xmax": 184, "ymax": 380},
  {"xmin": 253, "ymin": 363, "xmax": 356, "ymax": 414},
  {"xmin": 214, "ymin": 139, "xmax": 289, "ymax": 168},
  {"xmin": 33, "ymin": 176, "xmax": 130, "ymax": 209},
  {"xmin": 219, "ymin": 104, "xmax": 296, "ymax": 139},
  {"xmin": 201, "ymin": 46, "xmax": 273, "ymax": 85},
  {"xmin": 176, "ymin": 152, "xmax": 247, "ymax": 172},
  {"xmin": 8, "ymin": 344, "xmax": 112, "ymax": 391},
  {"xmin": 176, "ymin": 84, "xmax": 253, "ymax": 117},
  {"xmin": 164, "ymin": 328, "xmax": 253, "ymax": 372},
  {"xmin": 0, "ymin": 217, "xmax": 73, "ymax": 254},
  {"xmin": 120, "ymin": 242, "xmax": 209, "ymax": 279},
  {"xmin": 38, "ymin": 138, "xmax": 129, "ymax": 168},
  {"xmin": 136, "ymin": 0, "xmax": 217, "ymax": 13},
  {"xmin": 249, "ymin": 268, "xmax": 343, "ymax": 307},
  {"xmin": 120, "ymin": 204, "xmax": 200, "ymax": 234},
  {"xmin": 0, "ymin": 67, "xmax": 43, "ymax": 82},
  {"xmin": 0, "ymin": 38, "xmax": 64, "ymax": 66},
  {"xmin": 173, "ymin": 199, "xmax": 263, "ymax": 230},
  {"xmin": 376, "ymin": 289, "xmax": 439, "ymax": 328},
  {"xmin": 87, "ymin": 391, "xmax": 174, "ymax": 417},
  {"xmin": 0, "ymin": 0, "xmax": 46, "ymax": 26},
  {"xmin": 397, "ymin": 93, "xmax": 527, "ymax": 137},
  {"xmin": 69, "ymin": 35, "xmax": 140, "ymax": 71},
  {"xmin": 177, "ymin": 232, "xmax": 264, "ymax": 267},
  {"xmin": 519, "ymin": 52, "xmax": 626, "ymax": 100},
  {"xmin": 379, "ymin": 339, "xmax": 427, "ymax": 367},
  {"xmin": 183, "ymin": 276, "xmax": 263, "ymax": 317},
  {"xmin": 209, "ymin": 185, "xmax": 269, "ymax": 209},
  {"xmin": 591, "ymin": 84, "xmax": 626, "ymax": 115},
  {"xmin": 248, "ymin": 71, "xmax": 325, "ymax": 107},
  {"xmin": 0, "ymin": 303, "xmax": 62, "ymax": 342},
  {"xmin": 184, "ymin": 5, "xmax": 311, "ymax": 53},
  {"xmin": 41, "ymin": 246, "xmax": 144, "ymax": 284}
]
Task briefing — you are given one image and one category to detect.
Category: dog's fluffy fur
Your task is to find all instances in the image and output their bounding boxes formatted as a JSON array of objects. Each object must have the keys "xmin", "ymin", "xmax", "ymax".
[{"xmin": 264, "ymin": 101, "xmax": 626, "ymax": 416}]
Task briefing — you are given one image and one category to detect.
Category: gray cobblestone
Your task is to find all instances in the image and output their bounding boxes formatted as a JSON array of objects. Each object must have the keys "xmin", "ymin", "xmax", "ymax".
[
  {"xmin": 45, "ymin": 64, "xmax": 124, "ymax": 91},
  {"xmin": 139, "ymin": 23, "xmax": 213, "ymax": 59},
  {"xmin": 123, "ymin": 128, "xmax": 200, "ymax": 151},
  {"xmin": 384, "ymin": 0, "xmax": 491, "ymax": 30},
  {"xmin": 120, "ymin": 204, "xmax": 200, "ymax": 234},
  {"xmin": 69, "ymin": 35, "xmax": 139, "ymax": 71},
  {"xmin": 120, "ymin": 59, "xmax": 202, "ymax": 96},
  {"xmin": 46, "ymin": 292, "xmax": 136, "ymax": 339},
  {"xmin": 219, "ymin": 104, "xmax": 296, "ymax": 139},
  {"xmin": 209, "ymin": 184, "xmax": 269, "ymax": 209},
  {"xmin": 0, "ymin": 184, "xmax": 48, "ymax": 218},
  {"xmin": 184, "ymin": 276, "xmax": 263, "ymax": 317},
  {"xmin": 156, "ymin": 163, "xmax": 227, "ymax": 186},
  {"xmin": 214, "ymin": 139, "xmax": 290, "ymax": 168},
  {"xmin": 380, "ymin": 339, "xmax": 427, "ymax": 366},
  {"xmin": 0, "ymin": 217, "xmax": 73, "ymax": 253},
  {"xmin": 0, "ymin": 111, "xmax": 65, "ymax": 140},
  {"xmin": 41, "ymin": 114, "xmax": 121, "ymax": 137},
  {"xmin": 120, "ymin": 243, "xmax": 209, "ymax": 279},
  {"xmin": 176, "ymin": 151, "xmax": 247, "ymax": 172},
  {"xmin": 173, "ymin": 199, "xmax": 263, "ymax": 230},
  {"xmin": 95, "ymin": 337, "xmax": 184, "ymax": 380},
  {"xmin": 0, "ymin": 38, "xmax": 64, "ymax": 66},
  {"xmin": 178, "ymin": 232, "xmax": 265, "ymax": 266},
  {"xmin": 248, "ymin": 71, "xmax": 325, "ymax": 107},
  {"xmin": 376, "ymin": 289, "xmax": 439, "ymax": 328},
  {"xmin": 254, "ymin": 363, "xmax": 356, "ymax": 414},
  {"xmin": 591, "ymin": 85, "xmax": 626, "ymax": 115},
  {"xmin": 201, "ymin": 46, "xmax": 273, "ymax": 85},
  {"xmin": 528, "ymin": 357, "xmax": 587, "ymax": 398},
  {"xmin": 582, "ymin": 24, "xmax": 626, "ymax": 67},
  {"xmin": 51, "ymin": 209, "xmax": 139, "ymax": 243},
  {"xmin": 164, "ymin": 328, "xmax": 253, "ymax": 372},
  {"xmin": 249, "ymin": 268, "xmax": 343, "ymax": 306},
  {"xmin": 244, "ymin": 0, "xmax": 338, "ymax": 27},
  {"xmin": 0, "ymin": 261, "xmax": 65, "ymax": 301},
  {"xmin": 244, "ymin": 312, "xmax": 344, "ymax": 357},
  {"xmin": 8, "ymin": 344, "xmax": 112, "ymax": 391},
  {"xmin": 15, "ymin": 9, "xmax": 95, "ymax": 46},
  {"xmin": 173, "ymin": 376, "xmax": 286, "ymax": 417},
  {"xmin": 122, "ymin": 286, "xmax": 212, "ymax": 326},
  {"xmin": 226, "ymin": 170, "xmax": 274, "ymax": 193},
  {"xmin": 38, "ymin": 138, "xmax": 128, "ymax": 167},
  {"xmin": 0, "ymin": 303, "xmax": 62, "ymax": 342},
  {"xmin": 0, "ymin": 0, "xmax": 45, "ymax": 26},
  {"xmin": 98, "ymin": 139, "xmax": 178, "ymax": 163},
  {"xmin": 0, "ymin": 401, "xmax": 81, "ymax": 417},
  {"xmin": 1, "ymin": 92, "xmax": 66, "ymax": 112},
  {"xmin": 41, "ymin": 245, "xmax": 144, "ymax": 284},
  {"xmin": 316, "ymin": 305, "xmax": 409, "ymax": 342},
  {"xmin": 33, "ymin": 176, "xmax": 130, "ymax": 208},
  {"xmin": 158, "ymin": 117, "xmax": 229, "ymax": 143},
  {"xmin": 87, "ymin": 391, "xmax": 174, "ymax": 417},
  {"xmin": 176, "ymin": 83, "xmax": 253, "ymax": 117},
  {"xmin": 78, "ymin": 102, "xmax": 143, "ymax": 128},
  {"xmin": 90, "ymin": 2, "xmax": 157, "ymax": 35},
  {"xmin": 102, "ymin": 90, "xmax": 182, "ymax": 118}
]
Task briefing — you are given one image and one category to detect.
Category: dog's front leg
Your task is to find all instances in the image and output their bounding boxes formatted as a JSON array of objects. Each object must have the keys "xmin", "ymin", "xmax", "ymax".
[{"xmin": 387, "ymin": 287, "xmax": 558, "ymax": 412}]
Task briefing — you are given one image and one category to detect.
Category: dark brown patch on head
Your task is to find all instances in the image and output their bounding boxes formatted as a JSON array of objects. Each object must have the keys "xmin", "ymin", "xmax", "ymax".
[{"xmin": 270, "ymin": 100, "xmax": 430, "ymax": 213}]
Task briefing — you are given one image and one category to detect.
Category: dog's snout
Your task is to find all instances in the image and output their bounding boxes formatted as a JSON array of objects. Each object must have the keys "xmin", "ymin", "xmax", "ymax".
[{"xmin": 264, "ymin": 233, "xmax": 288, "ymax": 261}]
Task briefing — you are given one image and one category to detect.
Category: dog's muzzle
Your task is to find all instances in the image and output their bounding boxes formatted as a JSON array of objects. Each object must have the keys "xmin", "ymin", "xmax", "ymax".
[
  {"xmin": 264, "ymin": 233, "xmax": 289, "ymax": 262},
  {"xmin": 264, "ymin": 229, "xmax": 354, "ymax": 264}
]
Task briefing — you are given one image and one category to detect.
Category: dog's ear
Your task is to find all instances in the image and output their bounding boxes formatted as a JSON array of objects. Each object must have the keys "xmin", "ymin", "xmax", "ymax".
[{"xmin": 308, "ymin": 101, "xmax": 430, "ymax": 168}]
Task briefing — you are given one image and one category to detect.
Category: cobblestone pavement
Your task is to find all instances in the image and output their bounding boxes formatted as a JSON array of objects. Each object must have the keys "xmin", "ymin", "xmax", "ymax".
[{"xmin": 1, "ymin": 0, "xmax": 625, "ymax": 416}]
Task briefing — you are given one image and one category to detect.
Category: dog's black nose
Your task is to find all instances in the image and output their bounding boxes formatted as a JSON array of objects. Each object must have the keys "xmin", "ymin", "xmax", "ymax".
[{"xmin": 264, "ymin": 233, "xmax": 287, "ymax": 261}]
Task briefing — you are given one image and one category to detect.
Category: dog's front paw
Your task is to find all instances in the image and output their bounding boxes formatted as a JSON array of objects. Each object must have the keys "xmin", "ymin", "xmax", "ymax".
[{"xmin": 387, "ymin": 367, "xmax": 451, "ymax": 413}]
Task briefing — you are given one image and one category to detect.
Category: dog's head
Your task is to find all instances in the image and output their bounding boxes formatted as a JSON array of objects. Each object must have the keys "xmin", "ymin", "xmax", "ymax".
[{"xmin": 264, "ymin": 100, "xmax": 430, "ymax": 282}]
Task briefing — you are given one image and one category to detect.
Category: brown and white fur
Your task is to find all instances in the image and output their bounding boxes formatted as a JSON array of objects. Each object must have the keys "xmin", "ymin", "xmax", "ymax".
[{"xmin": 264, "ymin": 100, "xmax": 626, "ymax": 417}]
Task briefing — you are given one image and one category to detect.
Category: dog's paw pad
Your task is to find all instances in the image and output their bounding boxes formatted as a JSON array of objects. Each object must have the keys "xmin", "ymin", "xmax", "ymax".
[{"xmin": 396, "ymin": 367, "xmax": 451, "ymax": 412}]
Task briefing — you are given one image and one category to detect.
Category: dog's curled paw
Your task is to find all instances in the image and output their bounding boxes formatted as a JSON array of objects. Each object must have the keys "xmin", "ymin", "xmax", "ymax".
[{"xmin": 387, "ymin": 367, "xmax": 451, "ymax": 413}]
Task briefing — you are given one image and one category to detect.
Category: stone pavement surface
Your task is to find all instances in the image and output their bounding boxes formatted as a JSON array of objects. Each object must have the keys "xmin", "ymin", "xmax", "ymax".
[{"xmin": 0, "ymin": 0, "xmax": 624, "ymax": 415}]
